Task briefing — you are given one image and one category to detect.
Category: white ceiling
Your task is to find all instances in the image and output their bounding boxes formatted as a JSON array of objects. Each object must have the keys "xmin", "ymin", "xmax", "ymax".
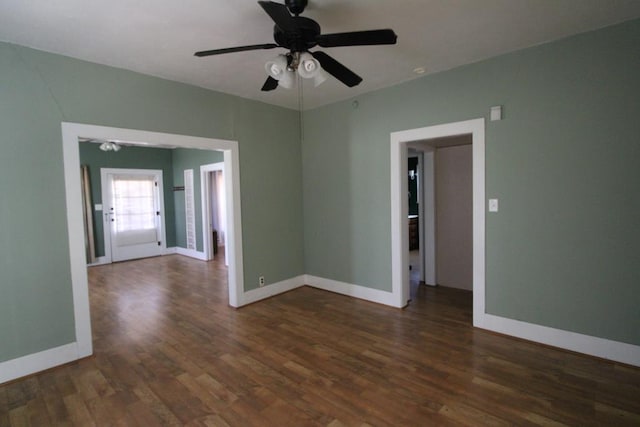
[{"xmin": 1, "ymin": 0, "xmax": 639, "ymax": 110}]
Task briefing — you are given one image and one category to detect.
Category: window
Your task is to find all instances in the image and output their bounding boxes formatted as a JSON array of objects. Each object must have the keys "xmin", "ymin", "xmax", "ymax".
[{"xmin": 111, "ymin": 176, "xmax": 156, "ymax": 232}]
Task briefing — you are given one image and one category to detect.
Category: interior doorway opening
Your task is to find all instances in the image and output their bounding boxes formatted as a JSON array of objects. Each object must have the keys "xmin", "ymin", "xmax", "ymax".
[
  {"xmin": 62, "ymin": 123, "xmax": 244, "ymax": 359},
  {"xmin": 407, "ymin": 135, "xmax": 473, "ymax": 296},
  {"xmin": 201, "ymin": 162, "xmax": 227, "ymax": 265},
  {"xmin": 407, "ymin": 153, "xmax": 425, "ymax": 291},
  {"xmin": 390, "ymin": 118, "xmax": 485, "ymax": 325}
]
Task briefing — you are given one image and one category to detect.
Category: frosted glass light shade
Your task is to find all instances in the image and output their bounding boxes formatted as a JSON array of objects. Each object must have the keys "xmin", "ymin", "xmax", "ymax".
[
  {"xmin": 297, "ymin": 53, "xmax": 326, "ymax": 87},
  {"xmin": 265, "ymin": 54, "xmax": 295, "ymax": 89}
]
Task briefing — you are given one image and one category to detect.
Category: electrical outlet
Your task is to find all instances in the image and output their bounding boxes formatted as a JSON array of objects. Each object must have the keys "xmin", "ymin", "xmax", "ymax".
[{"xmin": 259, "ymin": 276, "xmax": 265, "ymax": 287}]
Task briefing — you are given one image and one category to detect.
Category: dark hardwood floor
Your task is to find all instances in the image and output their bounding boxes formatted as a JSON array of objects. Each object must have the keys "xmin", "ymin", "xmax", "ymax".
[{"xmin": 1, "ymin": 252, "xmax": 639, "ymax": 426}]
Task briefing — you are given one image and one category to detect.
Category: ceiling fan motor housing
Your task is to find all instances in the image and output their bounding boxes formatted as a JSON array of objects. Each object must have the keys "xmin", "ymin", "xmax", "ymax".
[
  {"xmin": 285, "ymin": 0, "xmax": 307, "ymax": 15},
  {"xmin": 273, "ymin": 16, "xmax": 320, "ymax": 52}
]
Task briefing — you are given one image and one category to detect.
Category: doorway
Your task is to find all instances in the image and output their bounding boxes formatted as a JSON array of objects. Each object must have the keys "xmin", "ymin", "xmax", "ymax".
[
  {"xmin": 390, "ymin": 118, "xmax": 485, "ymax": 326},
  {"xmin": 101, "ymin": 168, "xmax": 166, "ymax": 263},
  {"xmin": 61, "ymin": 122, "xmax": 245, "ymax": 359},
  {"xmin": 201, "ymin": 162, "xmax": 227, "ymax": 265},
  {"xmin": 408, "ymin": 136, "xmax": 473, "ymax": 293},
  {"xmin": 407, "ymin": 153, "xmax": 424, "ymax": 288}
]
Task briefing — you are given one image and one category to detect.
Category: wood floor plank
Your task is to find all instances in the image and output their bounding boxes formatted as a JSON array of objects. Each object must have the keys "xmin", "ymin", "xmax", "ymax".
[
  {"xmin": 8, "ymin": 405, "xmax": 29, "ymax": 427},
  {"xmin": 25, "ymin": 396, "xmax": 52, "ymax": 426},
  {"xmin": 1, "ymin": 251, "xmax": 639, "ymax": 426},
  {"xmin": 62, "ymin": 394, "xmax": 95, "ymax": 427}
]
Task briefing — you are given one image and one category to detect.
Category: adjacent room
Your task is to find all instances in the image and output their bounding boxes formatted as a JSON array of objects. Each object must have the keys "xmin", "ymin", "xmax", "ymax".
[{"xmin": 1, "ymin": 1, "xmax": 639, "ymax": 425}]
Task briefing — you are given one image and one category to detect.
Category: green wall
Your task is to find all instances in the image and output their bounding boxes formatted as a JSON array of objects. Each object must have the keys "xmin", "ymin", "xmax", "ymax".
[
  {"xmin": 0, "ymin": 42, "xmax": 303, "ymax": 363},
  {"xmin": 302, "ymin": 19, "xmax": 640, "ymax": 345},
  {"xmin": 0, "ymin": 44, "xmax": 76, "ymax": 361},
  {"xmin": 171, "ymin": 148, "xmax": 224, "ymax": 252},
  {"xmin": 79, "ymin": 143, "xmax": 176, "ymax": 257}
]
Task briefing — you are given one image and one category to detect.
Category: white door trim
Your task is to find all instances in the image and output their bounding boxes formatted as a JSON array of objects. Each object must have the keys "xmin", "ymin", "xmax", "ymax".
[
  {"xmin": 421, "ymin": 149, "xmax": 437, "ymax": 286},
  {"xmin": 390, "ymin": 118, "xmax": 485, "ymax": 316},
  {"xmin": 62, "ymin": 122, "xmax": 245, "ymax": 360}
]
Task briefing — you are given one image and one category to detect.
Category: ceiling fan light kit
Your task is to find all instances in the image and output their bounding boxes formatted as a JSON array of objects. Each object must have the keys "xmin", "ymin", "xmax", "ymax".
[
  {"xmin": 297, "ymin": 52, "xmax": 327, "ymax": 87},
  {"xmin": 195, "ymin": 0, "xmax": 397, "ymax": 92},
  {"xmin": 99, "ymin": 141, "xmax": 122, "ymax": 152},
  {"xmin": 265, "ymin": 54, "xmax": 296, "ymax": 88},
  {"xmin": 264, "ymin": 51, "xmax": 328, "ymax": 89}
]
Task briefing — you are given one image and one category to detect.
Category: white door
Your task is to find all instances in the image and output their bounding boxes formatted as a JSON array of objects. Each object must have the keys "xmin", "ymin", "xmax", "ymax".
[{"xmin": 101, "ymin": 168, "xmax": 166, "ymax": 262}]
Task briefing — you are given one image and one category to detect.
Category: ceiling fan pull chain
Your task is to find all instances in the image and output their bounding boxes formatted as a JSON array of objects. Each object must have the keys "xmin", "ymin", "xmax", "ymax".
[{"xmin": 298, "ymin": 72, "xmax": 304, "ymax": 141}]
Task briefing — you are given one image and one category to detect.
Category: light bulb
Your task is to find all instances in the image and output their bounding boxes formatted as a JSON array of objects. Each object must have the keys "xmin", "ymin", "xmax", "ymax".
[
  {"xmin": 303, "ymin": 60, "xmax": 316, "ymax": 72},
  {"xmin": 297, "ymin": 53, "xmax": 324, "ymax": 87},
  {"xmin": 270, "ymin": 63, "xmax": 282, "ymax": 77},
  {"xmin": 265, "ymin": 55, "xmax": 289, "ymax": 81}
]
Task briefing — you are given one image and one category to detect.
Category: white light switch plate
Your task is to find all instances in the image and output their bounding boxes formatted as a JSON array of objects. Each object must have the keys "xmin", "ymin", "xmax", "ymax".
[
  {"xmin": 489, "ymin": 199, "xmax": 499, "ymax": 212},
  {"xmin": 491, "ymin": 105, "xmax": 502, "ymax": 121}
]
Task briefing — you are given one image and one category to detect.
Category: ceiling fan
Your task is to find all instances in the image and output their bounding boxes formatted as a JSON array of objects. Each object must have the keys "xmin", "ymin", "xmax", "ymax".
[{"xmin": 194, "ymin": 0, "xmax": 398, "ymax": 91}]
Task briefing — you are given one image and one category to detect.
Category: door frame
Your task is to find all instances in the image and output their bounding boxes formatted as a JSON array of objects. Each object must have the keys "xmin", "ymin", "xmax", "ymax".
[
  {"xmin": 390, "ymin": 118, "xmax": 485, "ymax": 326},
  {"xmin": 420, "ymin": 148, "xmax": 437, "ymax": 286},
  {"xmin": 62, "ymin": 122, "xmax": 244, "ymax": 359},
  {"xmin": 407, "ymin": 152, "xmax": 425, "ymax": 283},
  {"xmin": 200, "ymin": 162, "xmax": 225, "ymax": 263},
  {"xmin": 101, "ymin": 168, "xmax": 167, "ymax": 263},
  {"xmin": 410, "ymin": 149, "xmax": 436, "ymax": 286}
]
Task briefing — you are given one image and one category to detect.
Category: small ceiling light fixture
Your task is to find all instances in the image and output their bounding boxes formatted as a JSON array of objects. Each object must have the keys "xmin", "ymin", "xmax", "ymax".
[
  {"xmin": 265, "ymin": 51, "xmax": 328, "ymax": 89},
  {"xmin": 99, "ymin": 141, "xmax": 122, "ymax": 152},
  {"xmin": 297, "ymin": 52, "xmax": 327, "ymax": 87},
  {"xmin": 265, "ymin": 54, "xmax": 295, "ymax": 89}
]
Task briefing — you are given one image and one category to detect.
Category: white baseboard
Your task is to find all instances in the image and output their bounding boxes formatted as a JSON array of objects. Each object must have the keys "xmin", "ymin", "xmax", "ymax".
[
  {"xmin": 0, "ymin": 342, "xmax": 81, "ymax": 385},
  {"xmin": 241, "ymin": 275, "xmax": 304, "ymax": 306},
  {"xmin": 304, "ymin": 275, "xmax": 397, "ymax": 307},
  {"xmin": 87, "ymin": 256, "xmax": 108, "ymax": 267},
  {"xmin": 175, "ymin": 247, "xmax": 207, "ymax": 261},
  {"xmin": 88, "ymin": 248, "xmax": 181, "ymax": 266},
  {"xmin": 476, "ymin": 313, "xmax": 640, "ymax": 367}
]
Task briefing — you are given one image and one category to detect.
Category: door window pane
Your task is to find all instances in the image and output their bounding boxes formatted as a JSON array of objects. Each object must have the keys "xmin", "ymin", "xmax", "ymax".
[{"xmin": 112, "ymin": 176, "xmax": 156, "ymax": 233}]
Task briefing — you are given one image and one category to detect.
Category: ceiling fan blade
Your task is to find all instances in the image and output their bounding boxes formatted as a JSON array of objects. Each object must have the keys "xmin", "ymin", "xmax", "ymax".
[
  {"xmin": 317, "ymin": 29, "xmax": 398, "ymax": 48},
  {"xmin": 261, "ymin": 76, "xmax": 279, "ymax": 91},
  {"xmin": 310, "ymin": 51, "xmax": 363, "ymax": 87},
  {"xmin": 258, "ymin": 1, "xmax": 295, "ymax": 32},
  {"xmin": 194, "ymin": 43, "xmax": 279, "ymax": 57}
]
